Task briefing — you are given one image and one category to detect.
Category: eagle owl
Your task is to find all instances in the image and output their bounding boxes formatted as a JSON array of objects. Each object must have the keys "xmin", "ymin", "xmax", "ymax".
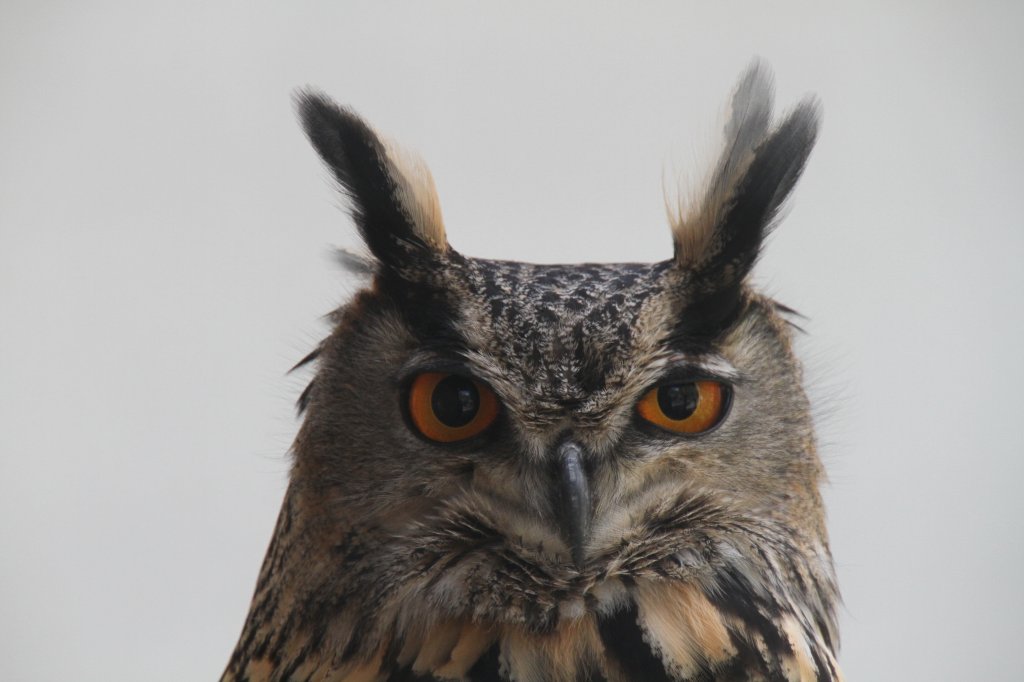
[{"xmin": 223, "ymin": 63, "xmax": 841, "ymax": 682}]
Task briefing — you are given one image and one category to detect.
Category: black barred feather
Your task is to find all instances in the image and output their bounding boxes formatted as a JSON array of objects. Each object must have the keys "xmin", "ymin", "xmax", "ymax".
[
  {"xmin": 598, "ymin": 603, "xmax": 676, "ymax": 682},
  {"xmin": 465, "ymin": 644, "xmax": 503, "ymax": 682}
]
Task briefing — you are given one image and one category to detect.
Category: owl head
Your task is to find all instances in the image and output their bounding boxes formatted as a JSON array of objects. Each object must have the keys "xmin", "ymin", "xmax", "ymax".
[{"xmin": 225, "ymin": 63, "xmax": 840, "ymax": 682}]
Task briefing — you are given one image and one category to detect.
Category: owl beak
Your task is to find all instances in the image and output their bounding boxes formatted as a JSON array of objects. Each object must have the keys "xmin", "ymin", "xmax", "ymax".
[{"xmin": 555, "ymin": 440, "xmax": 592, "ymax": 569}]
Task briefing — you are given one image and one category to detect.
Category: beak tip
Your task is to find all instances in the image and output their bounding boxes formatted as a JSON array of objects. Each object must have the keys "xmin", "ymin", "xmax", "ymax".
[{"xmin": 571, "ymin": 545, "xmax": 587, "ymax": 571}]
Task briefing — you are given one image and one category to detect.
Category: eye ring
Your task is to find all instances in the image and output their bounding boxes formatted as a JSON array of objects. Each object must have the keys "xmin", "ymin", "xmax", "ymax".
[
  {"xmin": 407, "ymin": 372, "xmax": 500, "ymax": 443},
  {"xmin": 636, "ymin": 380, "xmax": 731, "ymax": 435}
]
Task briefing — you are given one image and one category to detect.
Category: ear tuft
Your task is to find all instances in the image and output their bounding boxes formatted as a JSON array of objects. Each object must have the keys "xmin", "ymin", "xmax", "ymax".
[
  {"xmin": 296, "ymin": 90, "xmax": 448, "ymax": 266},
  {"xmin": 669, "ymin": 62, "xmax": 820, "ymax": 339},
  {"xmin": 671, "ymin": 61, "xmax": 819, "ymax": 277}
]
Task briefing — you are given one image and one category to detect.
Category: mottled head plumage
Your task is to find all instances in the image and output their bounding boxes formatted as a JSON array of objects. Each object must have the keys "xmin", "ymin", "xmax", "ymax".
[{"xmin": 225, "ymin": 62, "xmax": 840, "ymax": 682}]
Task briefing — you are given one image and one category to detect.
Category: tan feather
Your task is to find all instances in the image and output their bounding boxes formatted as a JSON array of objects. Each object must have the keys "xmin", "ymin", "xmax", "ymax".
[
  {"xmin": 433, "ymin": 623, "xmax": 498, "ymax": 679},
  {"xmin": 381, "ymin": 137, "xmax": 447, "ymax": 252},
  {"xmin": 411, "ymin": 620, "xmax": 463, "ymax": 673},
  {"xmin": 504, "ymin": 617, "xmax": 601, "ymax": 682},
  {"xmin": 636, "ymin": 581, "xmax": 737, "ymax": 676}
]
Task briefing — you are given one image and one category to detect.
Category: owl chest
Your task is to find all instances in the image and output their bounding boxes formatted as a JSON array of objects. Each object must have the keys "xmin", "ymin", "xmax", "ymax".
[{"xmin": 317, "ymin": 580, "xmax": 824, "ymax": 682}]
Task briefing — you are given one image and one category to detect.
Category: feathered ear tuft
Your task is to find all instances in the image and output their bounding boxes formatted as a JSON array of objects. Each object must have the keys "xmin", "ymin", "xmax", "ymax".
[
  {"xmin": 296, "ymin": 91, "xmax": 448, "ymax": 267},
  {"xmin": 670, "ymin": 61, "xmax": 820, "ymax": 337}
]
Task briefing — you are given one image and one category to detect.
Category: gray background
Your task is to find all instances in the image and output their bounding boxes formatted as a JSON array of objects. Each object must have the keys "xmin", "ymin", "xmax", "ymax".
[{"xmin": 2, "ymin": 2, "xmax": 1022, "ymax": 679}]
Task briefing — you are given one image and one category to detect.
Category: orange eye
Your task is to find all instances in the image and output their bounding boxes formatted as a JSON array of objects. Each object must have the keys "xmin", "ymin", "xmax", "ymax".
[
  {"xmin": 636, "ymin": 380, "xmax": 730, "ymax": 434},
  {"xmin": 407, "ymin": 372, "xmax": 500, "ymax": 443}
]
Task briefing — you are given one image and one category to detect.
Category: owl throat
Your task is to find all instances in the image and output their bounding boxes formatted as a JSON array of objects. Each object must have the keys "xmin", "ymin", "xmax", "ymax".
[{"xmin": 225, "ymin": 485, "xmax": 841, "ymax": 682}]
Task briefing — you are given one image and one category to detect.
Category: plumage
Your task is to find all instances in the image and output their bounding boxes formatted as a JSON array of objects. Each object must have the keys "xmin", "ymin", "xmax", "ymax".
[{"xmin": 223, "ymin": 62, "xmax": 841, "ymax": 682}]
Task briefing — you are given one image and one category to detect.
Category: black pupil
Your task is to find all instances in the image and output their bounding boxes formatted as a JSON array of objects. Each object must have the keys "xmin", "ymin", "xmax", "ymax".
[
  {"xmin": 431, "ymin": 376, "xmax": 480, "ymax": 428},
  {"xmin": 658, "ymin": 383, "xmax": 699, "ymax": 420}
]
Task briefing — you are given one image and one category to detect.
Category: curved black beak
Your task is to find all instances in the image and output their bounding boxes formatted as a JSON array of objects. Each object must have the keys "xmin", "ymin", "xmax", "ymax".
[{"xmin": 555, "ymin": 440, "xmax": 592, "ymax": 569}]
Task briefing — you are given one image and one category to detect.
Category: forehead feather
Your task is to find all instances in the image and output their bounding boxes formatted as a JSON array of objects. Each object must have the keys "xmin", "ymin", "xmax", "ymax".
[{"xmin": 451, "ymin": 258, "xmax": 677, "ymax": 403}]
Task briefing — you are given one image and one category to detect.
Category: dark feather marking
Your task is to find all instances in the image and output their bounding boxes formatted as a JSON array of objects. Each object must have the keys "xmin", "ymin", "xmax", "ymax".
[
  {"xmin": 597, "ymin": 602, "xmax": 674, "ymax": 682},
  {"xmin": 777, "ymin": 548, "xmax": 808, "ymax": 595},
  {"xmin": 377, "ymin": 270, "xmax": 465, "ymax": 350},
  {"xmin": 772, "ymin": 300, "xmax": 805, "ymax": 320},
  {"xmin": 379, "ymin": 633, "xmax": 407, "ymax": 679},
  {"xmin": 290, "ymin": 347, "xmax": 322, "ymax": 373},
  {"xmin": 772, "ymin": 300, "xmax": 807, "ymax": 334},
  {"xmin": 809, "ymin": 571, "xmax": 839, "ymax": 652},
  {"xmin": 668, "ymin": 287, "xmax": 752, "ymax": 354},
  {"xmin": 303, "ymin": 620, "xmax": 330, "ymax": 672},
  {"xmin": 710, "ymin": 564, "xmax": 792, "ymax": 658},
  {"xmin": 276, "ymin": 653, "xmax": 309, "ymax": 682},
  {"xmin": 573, "ymin": 331, "xmax": 608, "ymax": 393},
  {"xmin": 806, "ymin": 640, "xmax": 838, "ymax": 682},
  {"xmin": 224, "ymin": 499, "xmax": 298, "ymax": 677},
  {"xmin": 339, "ymin": 622, "xmax": 365, "ymax": 664},
  {"xmin": 466, "ymin": 642, "xmax": 504, "ymax": 682},
  {"xmin": 815, "ymin": 613, "xmax": 835, "ymax": 653},
  {"xmin": 296, "ymin": 378, "xmax": 316, "ymax": 415},
  {"xmin": 714, "ymin": 632, "xmax": 772, "ymax": 681}
]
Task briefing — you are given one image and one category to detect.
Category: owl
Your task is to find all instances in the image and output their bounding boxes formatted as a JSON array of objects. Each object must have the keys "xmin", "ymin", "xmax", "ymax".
[{"xmin": 223, "ymin": 63, "xmax": 841, "ymax": 682}]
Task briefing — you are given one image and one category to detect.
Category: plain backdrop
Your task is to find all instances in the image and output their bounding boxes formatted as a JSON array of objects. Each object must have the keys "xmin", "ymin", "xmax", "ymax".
[{"xmin": 2, "ymin": 2, "xmax": 1023, "ymax": 680}]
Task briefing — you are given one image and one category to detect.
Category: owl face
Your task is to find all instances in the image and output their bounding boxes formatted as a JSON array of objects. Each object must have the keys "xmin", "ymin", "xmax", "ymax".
[
  {"xmin": 224, "ymin": 64, "xmax": 840, "ymax": 682},
  {"xmin": 304, "ymin": 251, "xmax": 820, "ymax": 572}
]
